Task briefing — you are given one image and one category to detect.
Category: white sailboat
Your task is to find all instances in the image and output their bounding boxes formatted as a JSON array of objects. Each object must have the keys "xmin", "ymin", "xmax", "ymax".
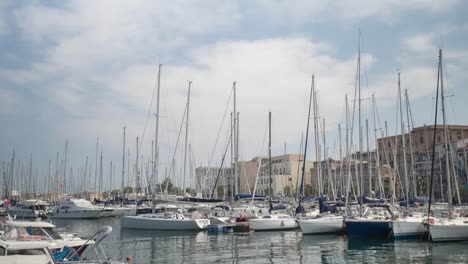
[
  {"xmin": 121, "ymin": 212, "xmax": 210, "ymax": 230},
  {"xmin": 298, "ymin": 215, "xmax": 344, "ymax": 235},
  {"xmin": 392, "ymin": 213, "xmax": 427, "ymax": 240},
  {"xmin": 248, "ymin": 112, "xmax": 297, "ymax": 232},
  {"xmin": 428, "ymin": 49, "xmax": 468, "ymax": 242}
]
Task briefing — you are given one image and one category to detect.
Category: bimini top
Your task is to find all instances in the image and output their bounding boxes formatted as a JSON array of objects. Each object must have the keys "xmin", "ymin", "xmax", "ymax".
[
  {"xmin": 58, "ymin": 199, "xmax": 96, "ymax": 208},
  {"xmin": 0, "ymin": 240, "xmax": 56, "ymax": 250},
  {"xmin": 5, "ymin": 220, "xmax": 55, "ymax": 228},
  {"xmin": 21, "ymin": 200, "xmax": 49, "ymax": 206}
]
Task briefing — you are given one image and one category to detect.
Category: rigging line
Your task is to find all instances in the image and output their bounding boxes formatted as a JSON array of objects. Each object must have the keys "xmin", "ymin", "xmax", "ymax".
[
  {"xmin": 251, "ymin": 118, "xmax": 269, "ymax": 200},
  {"xmin": 163, "ymin": 104, "xmax": 187, "ymax": 193},
  {"xmin": 201, "ymin": 111, "xmax": 232, "ymax": 194},
  {"xmin": 202, "ymin": 86, "xmax": 234, "ymax": 182},
  {"xmin": 138, "ymin": 65, "xmax": 160, "ymax": 151}
]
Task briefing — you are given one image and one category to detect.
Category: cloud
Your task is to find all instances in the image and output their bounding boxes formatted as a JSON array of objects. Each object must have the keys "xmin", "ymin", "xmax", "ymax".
[
  {"xmin": 0, "ymin": 88, "xmax": 19, "ymax": 114},
  {"xmin": 254, "ymin": 0, "xmax": 461, "ymax": 23}
]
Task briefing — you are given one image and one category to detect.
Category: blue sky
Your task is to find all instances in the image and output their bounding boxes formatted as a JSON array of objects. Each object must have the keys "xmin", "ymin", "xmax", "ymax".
[{"xmin": 1, "ymin": 0, "xmax": 467, "ymax": 191}]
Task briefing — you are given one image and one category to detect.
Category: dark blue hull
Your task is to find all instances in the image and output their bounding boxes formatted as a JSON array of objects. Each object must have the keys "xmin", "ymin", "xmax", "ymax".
[{"xmin": 346, "ymin": 220, "xmax": 393, "ymax": 240}]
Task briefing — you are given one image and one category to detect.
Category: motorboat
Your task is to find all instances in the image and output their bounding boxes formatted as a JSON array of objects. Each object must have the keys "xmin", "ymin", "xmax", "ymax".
[
  {"xmin": 0, "ymin": 239, "xmax": 57, "ymax": 264},
  {"xmin": 7, "ymin": 200, "xmax": 49, "ymax": 219},
  {"xmin": 1, "ymin": 219, "xmax": 94, "ymax": 256},
  {"xmin": 0, "ymin": 225, "xmax": 126, "ymax": 264},
  {"xmin": 121, "ymin": 211, "xmax": 210, "ymax": 231},
  {"xmin": 51, "ymin": 199, "xmax": 108, "ymax": 219}
]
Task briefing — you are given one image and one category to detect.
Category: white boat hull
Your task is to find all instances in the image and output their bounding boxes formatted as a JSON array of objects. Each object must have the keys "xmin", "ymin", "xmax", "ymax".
[
  {"xmin": 51, "ymin": 209, "xmax": 102, "ymax": 219},
  {"xmin": 429, "ymin": 219, "xmax": 468, "ymax": 242},
  {"xmin": 392, "ymin": 217, "xmax": 427, "ymax": 240},
  {"xmin": 299, "ymin": 216, "xmax": 344, "ymax": 234},
  {"xmin": 121, "ymin": 215, "xmax": 210, "ymax": 231},
  {"xmin": 250, "ymin": 218, "xmax": 297, "ymax": 231},
  {"xmin": 109, "ymin": 207, "xmax": 137, "ymax": 217}
]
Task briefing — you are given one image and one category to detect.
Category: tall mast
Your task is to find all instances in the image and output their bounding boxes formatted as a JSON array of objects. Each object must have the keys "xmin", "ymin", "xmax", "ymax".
[
  {"xmin": 64, "ymin": 140, "xmax": 68, "ymax": 194},
  {"xmin": 427, "ymin": 49, "xmax": 442, "ymax": 218},
  {"xmin": 268, "ymin": 111, "xmax": 273, "ymax": 212},
  {"xmin": 233, "ymin": 82, "xmax": 239, "ymax": 196},
  {"xmin": 121, "ymin": 127, "xmax": 126, "ymax": 200},
  {"xmin": 136, "ymin": 137, "xmax": 139, "ymax": 198},
  {"xmin": 154, "ymin": 64, "xmax": 162, "ymax": 197},
  {"xmin": 312, "ymin": 80, "xmax": 321, "ymax": 195},
  {"xmin": 94, "ymin": 138, "xmax": 99, "ymax": 194},
  {"xmin": 183, "ymin": 81, "xmax": 192, "ymax": 194},
  {"xmin": 398, "ymin": 71, "xmax": 410, "ymax": 209},
  {"xmin": 404, "ymin": 90, "xmax": 417, "ymax": 197},
  {"xmin": 366, "ymin": 119, "xmax": 371, "ymax": 196},
  {"xmin": 372, "ymin": 94, "xmax": 383, "ymax": 198},
  {"xmin": 296, "ymin": 75, "xmax": 314, "ymax": 213},
  {"xmin": 357, "ymin": 31, "xmax": 364, "ymax": 214},
  {"xmin": 440, "ymin": 49, "xmax": 453, "ymax": 218}
]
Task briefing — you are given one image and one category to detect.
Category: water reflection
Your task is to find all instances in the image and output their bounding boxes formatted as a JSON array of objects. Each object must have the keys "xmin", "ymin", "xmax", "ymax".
[{"xmin": 45, "ymin": 218, "xmax": 468, "ymax": 264}]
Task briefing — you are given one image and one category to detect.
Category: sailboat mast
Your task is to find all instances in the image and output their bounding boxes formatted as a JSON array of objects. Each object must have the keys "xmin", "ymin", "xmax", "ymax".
[
  {"xmin": 154, "ymin": 64, "xmax": 162, "ymax": 197},
  {"xmin": 268, "ymin": 111, "xmax": 273, "ymax": 211},
  {"xmin": 121, "ymin": 127, "xmax": 126, "ymax": 200},
  {"xmin": 357, "ymin": 31, "xmax": 364, "ymax": 214},
  {"xmin": 183, "ymin": 81, "xmax": 192, "ymax": 195},
  {"xmin": 297, "ymin": 75, "xmax": 314, "ymax": 212},
  {"xmin": 405, "ymin": 90, "xmax": 417, "ymax": 197},
  {"xmin": 372, "ymin": 94, "xmax": 383, "ymax": 198},
  {"xmin": 440, "ymin": 50, "xmax": 453, "ymax": 218},
  {"xmin": 398, "ymin": 71, "xmax": 410, "ymax": 209},
  {"xmin": 427, "ymin": 49, "xmax": 442, "ymax": 218},
  {"xmin": 233, "ymin": 82, "xmax": 239, "ymax": 196},
  {"xmin": 64, "ymin": 140, "xmax": 68, "ymax": 194}
]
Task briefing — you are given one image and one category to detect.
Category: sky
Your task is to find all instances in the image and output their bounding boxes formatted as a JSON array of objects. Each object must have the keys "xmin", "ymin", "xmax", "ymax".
[{"xmin": 0, "ymin": 0, "xmax": 467, "ymax": 191}]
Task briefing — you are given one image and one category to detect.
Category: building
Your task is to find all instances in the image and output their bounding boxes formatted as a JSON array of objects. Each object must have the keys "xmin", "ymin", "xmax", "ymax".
[
  {"xmin": 376, "ymin": 124, "xmax": 468, "ymax": 200},
  {"xmin": 255, "ymin": 154, "xmax": 313, "ymax": 197}
]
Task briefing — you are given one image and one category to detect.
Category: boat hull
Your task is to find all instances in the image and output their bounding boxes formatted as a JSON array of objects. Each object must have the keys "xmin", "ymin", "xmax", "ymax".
[
  {"xmin": 299, "ymin": 216, "xmax": 344, "ymax": 235},
  {"xmin": 249, "ymin": 218, "xmax": 297, "ymax": 231},
  {"xmin": 392, "ymin": 218, "xmax": 428, "ymax": 240},
  {"xmin": 51, "ymin": 209, "xmax": 102, "ymax": 219},
  {"xmin": 346, "ymin": 219, "xmax": 393, "ymax": 240},
  {"xmin": 7, "ymin": 209, "xmax": 41, "ymax": 218},
  {"xmin": 429, "ymin": 221, "xmax": 468, "ymax": 242},
  {"xmin": 109, "ymin": 207, "xmax": 137, "ymax": 217},
  {"xmin": 121, "ymin": 215, "xmax": 210, "ymax": 231}
]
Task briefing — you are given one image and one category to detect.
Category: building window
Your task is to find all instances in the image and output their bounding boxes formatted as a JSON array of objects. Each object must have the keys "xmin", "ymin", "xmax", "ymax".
[{"xmin": 420, "ymin": 137, "xmax": 424, "ymax": 144}]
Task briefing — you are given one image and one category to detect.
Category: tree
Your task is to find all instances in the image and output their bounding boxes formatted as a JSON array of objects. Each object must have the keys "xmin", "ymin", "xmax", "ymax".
[{"xmin": 304, "ymin": 184, "xmax": 313, "ymax": 197}]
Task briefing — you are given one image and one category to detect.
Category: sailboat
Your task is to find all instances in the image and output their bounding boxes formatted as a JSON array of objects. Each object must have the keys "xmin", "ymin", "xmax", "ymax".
[
  {"xmin": 427, "ymin": 49, "xmax": 468, "ymax": 242},
  {"xmin": 121, "ymin": 65, "xmax": 210, "ymax": 231},
  {"xmin": 391, "ymin": 72, "xmax": 428, "ymax": 240},
  {"xmin": 345, "ymin": 32, "xmax": 394, "ymax": 240},
  {"xmin": 249, "ymin": 112, "xmax": 297, "ymax": 231},
  {"xmin": 296, "ymin": 75, "xmax": 345, "ymax": 235}
]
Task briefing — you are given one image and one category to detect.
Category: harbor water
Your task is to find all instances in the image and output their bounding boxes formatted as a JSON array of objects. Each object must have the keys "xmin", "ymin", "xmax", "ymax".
[{"xmin": 49, "ymin": 217, "xmax": 468, "ymax": 264}]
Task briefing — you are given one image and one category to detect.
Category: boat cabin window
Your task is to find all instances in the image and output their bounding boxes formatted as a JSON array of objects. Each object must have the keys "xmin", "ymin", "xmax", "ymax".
[
  {"xmin": 42, "ymin": 227, "xmax": 63, "ymax": 240},
  {"xmin": 60, "ymin": 206, "xmax": 70, "ymax": 210},
  {"xmin": 0, "ymin": 246, "xmax": 5, "ymax": 256},
  {"xmin": 7, "ymin": 248, "xmax": 46, "ymax": 255}
]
